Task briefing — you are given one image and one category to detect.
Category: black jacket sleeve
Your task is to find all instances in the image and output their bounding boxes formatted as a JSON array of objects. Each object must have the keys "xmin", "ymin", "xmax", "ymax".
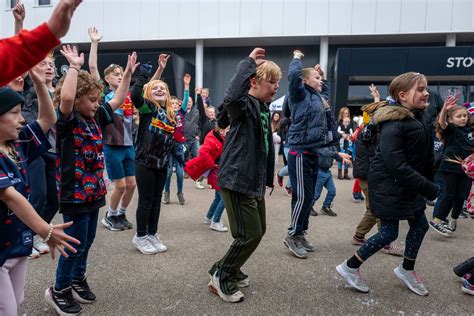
[{"xmin": 130, "ymin": 70, "xmax": 149, "ymax": 108}]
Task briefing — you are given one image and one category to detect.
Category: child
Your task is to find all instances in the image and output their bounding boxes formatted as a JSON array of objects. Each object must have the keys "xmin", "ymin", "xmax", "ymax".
[
  {"xmin": 44, "ymin": 45, "xmax": 137, "ymax": 315},
  {"xmin": 336, "ymin": 107, "xmax": 353, "ymax": 179},
  {"xmin": 284, "ymin": 50, "xmax": 331, "ymax": 259},
  {"xmin": 208, "ymin": 48, "xmax": 280, "ymax": 303},
  {"xmin": 163, "ymin": 74, "xmax": 191, "ymax": 205},
  {"xmin": 310, "ymin": 146, "xmax": 351, "ymax": 217},
  {"xmin": 454, "ymin": 256, "xmax": 474, "ymax": 295},
  {"xmin": 336, "ymin": 72, "xmax": 439, "ymax": 296},
  {"xmin": 130, "ymin": 60, "xmax": 180, "ymax": 255},
  {"xmin": 430, "ymin": 101, "xmax": 473, "ymax": 236},
  {"xmin": 271, "ymin": 111, "xmax": 282, "ymax": 167},
  {"xmin": 0, "ymin": 69, "xmax": 79, "ymax": 315},
  {"xmin": 337, "ymin": 116, "xmax": 353, "ymax": 180},
  {"xmin": 184, "ymin": 126, "xmax": 228, "ymax": 232}
]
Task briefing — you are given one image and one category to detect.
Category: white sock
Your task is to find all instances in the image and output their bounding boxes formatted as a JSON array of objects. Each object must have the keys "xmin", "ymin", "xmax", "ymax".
[
  {"xmin": 108, "ymin": 207, "xmax": 119, "ymax": 217},
  {"xmin": 117, "ymin": 206, "xmax": 126, "ymax": 216}
]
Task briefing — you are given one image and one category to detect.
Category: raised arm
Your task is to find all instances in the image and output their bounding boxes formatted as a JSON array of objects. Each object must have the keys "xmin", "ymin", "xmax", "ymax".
[
  {"xmin": 30, "ymin": 65, "xmax": 56, "ymax": 132},
  {"xmin": 181, "ymin": 73, "xmax": 191, "ymax": 112},
  {"xmin": 0, "ymin": 186, "xmax": 80, "ymax": 259},
  {"xmin": 369, "ymin": 84, "xmax": 381, "ymax": 103},
  {"xmin": 438, "ymin": 96, "xmax": 457, "ymax": 130},
  {"xmin": 195, "ymin": 87, "xmax": 207, "ymax": 120},
  {"xmin": 108, "ymin": 52, "xmax": 139, "ymax": 111},
  {"xmin": 87, "ymin": 27, "xmax": 102, "ymax": 82},
  {"xmin": 150, "ymin": 53, "xmax": 170, "ymax": 81},
  {"xmin": 12, "ymin": 1, "xmax": 25, "ymax": 35},
  {"xmin": 58, "ymin": 45, "xmax": 84, "ymax": 117},
  {"xmin": 130, "ymin": 63, "xmax": 152, "ymax": 109},
  {"xmin": 288, "ymin": 50, "xmax": 306, "ymax": 103}
]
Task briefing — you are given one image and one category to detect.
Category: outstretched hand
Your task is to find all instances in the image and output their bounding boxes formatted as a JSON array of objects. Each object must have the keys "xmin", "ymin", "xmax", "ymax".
[
  {"xmin": 125, "ymin": 51, "xmax": 140, "ymax": 74},
  {"xmin": 12, "ymin": 1, "xmax": 25, "ymax": 22},
  {"xmin": 369, "ymin": 84, "xmax": 380, "ymax": 102},
  {"xmin": 60, "ymin": 45, "xmax": 84, "ymax": 68},
  {"xmin": 293, "ymin": 49, "xmax": 304, "ymax": 59},
  {"xmin": 314, "ymin": 64, "xmax": 324, "ymax": 79},
  {"xmin": 195, "ymin": 87, "xmax": 202, "ymax": 95},
  {"xmin": 29, "ymin": 64, "xmax": 46, "ymax": 85},
  {"xmin": 338, "ymin": 152, "xmax": 352, "ymax": 165},
  {"xmin": 183, "ymin": 73, "xmax": 191, "ymax": 86},
  {"xmin": 46, "ymin": 221, "xmax": 80, "ymax": 260},
  {"xmin": 88, "ymin": 27, "xmax": 102, "ymax": 43},
  {"xmin": 443, "ymin": 96, "xmax": 458, "ymax": 111},
  {"xmin": 249, "ymin": 48, "xmax": 266, "ymax": 66},
  {"xmin": 158, "ymin": 54, "xmax": 170, "ymax": 69}
]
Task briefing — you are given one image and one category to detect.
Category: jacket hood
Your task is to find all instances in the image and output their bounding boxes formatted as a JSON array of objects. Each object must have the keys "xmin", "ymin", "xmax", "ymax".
[{"xmin": 373, "ymin": 105, "xmax": 414, "ymax": 124}]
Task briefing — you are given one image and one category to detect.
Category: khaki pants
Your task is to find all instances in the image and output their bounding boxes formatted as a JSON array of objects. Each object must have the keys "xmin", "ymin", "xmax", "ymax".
[{"xmin": 354, "ymin": 179, "xmax": 381, "ymax": 238}]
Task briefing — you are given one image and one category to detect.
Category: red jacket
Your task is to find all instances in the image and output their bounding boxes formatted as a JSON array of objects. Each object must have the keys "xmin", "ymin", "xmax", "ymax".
[
  {"xmin": 184, "ymin": 130, "xmax": 224, "ymax": 190},
  {"xmin": 0, "ymin": 23, "xmax": 60, "ymax": 87}
]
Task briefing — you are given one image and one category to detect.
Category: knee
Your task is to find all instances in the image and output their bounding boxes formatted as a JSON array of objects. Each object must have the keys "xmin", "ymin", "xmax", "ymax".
[
  {"xmin": 379, "ymin": 228, "xmax": 399, "ymax": 244},
  {"xmin": 114, "ymin": 184, "xmax": 126, "ymax": 195},
  {"xmin": 126, "ymin": 182, "xmax": 136, "ymax": 193}
]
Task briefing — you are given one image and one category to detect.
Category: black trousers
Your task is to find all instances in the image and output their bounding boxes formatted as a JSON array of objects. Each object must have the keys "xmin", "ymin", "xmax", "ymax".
[{"xmin": 434, "ymin": 171, "xmax": 471, "ymax": 221}]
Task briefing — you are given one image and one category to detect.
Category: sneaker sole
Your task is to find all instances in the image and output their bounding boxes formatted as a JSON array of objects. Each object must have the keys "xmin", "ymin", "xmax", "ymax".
[
  {"xmin": 101, "ymin": 217, "xmax": 123, "ymax": 231},
  {"xmin": 72, "ymin": 289, "xmax": 95, "ymax": 304},
  {"xmin": 207, "ymin": 280, "xmax": 244, "ymax": 303},
  {"xmin": 393, "ymin": 267, "xmax": 429, "ymax": 296},
  {"xmin": 428, "ymin": 223, "xmax": 452, "ymax": 238},
  {"xmin": 283, "ymin": 239, "xmax": 307, "ymax": 259},
  {"xmin": 132, "ymin": 241, "xmax": 158, "ymax": 255},
  {"xmin": 45, "ymin": 288, "xmax": 82, "ymax": 316},
  {"xmin": 336, "ymin": 264, "xmax": 370, "ymax": 293},
  {"xmin": 461, "ymin": 285, "xmax": 474, "ymax": 295},
  {"xmin": 210, "ymin": 226, "xmax": 228, "ymax": 232}
]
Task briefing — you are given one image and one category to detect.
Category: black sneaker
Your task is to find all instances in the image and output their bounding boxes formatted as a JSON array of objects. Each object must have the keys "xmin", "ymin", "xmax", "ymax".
[
  {"xmin": 117, "ymin": 213, "xmax": 133, "ymax": 230},
  {"xmin": 429, "ymin": 220, "xmax": 452, "ymax": 237},
  {"xmin": 310, "ymin": 207, "xmax": 318, "ymax": 216},
  {"xmin": 71, "ymin": 277, "xmax": 96, "ymax": 304},
  {"xmin": 320, "ymin": 206, "xmax": 337, "ymax": 217},
  {"xmin": 443, "ymin": 219, "xmax": 457, "ymax": 233},
  {"xmin": 101, "ymin": 214, "xmax": 124, "ymax": 231},
  {"xmin": 45, "ymin": 286, "xmax": 82, "ymax": 315}
]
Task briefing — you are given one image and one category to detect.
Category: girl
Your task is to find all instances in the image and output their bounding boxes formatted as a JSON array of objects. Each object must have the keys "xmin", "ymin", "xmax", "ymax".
[
  {"xmin": 45, "ymin": 45, "xmax": 137, "ymax": 315},
  {"xmin": 130, "ymin": 61, "xmax": 180, "ymax": 255},
  {"xmin": 430, "ymin": 102, "xmax": 473, "ymax": 236},
  {"xmin": 163, "ymin": 74, "xmax": 191, "ymax": 206},
  {"xmin": 336, "ymin": 72, "xmax": 439, "ymax": 296},
  {"xmin": 337, "ymin": 111, "xmax": 353, "ymax": 180},
  {"xmin": 185, "ymin": 126, "xmax": 228, "ymax": 232},
  {"xmin": 271, "ymin": 111, "xmax": 282, "ymax": 166},
  {"xmin": 0, "ymin": 67, "xmax": 79, "ymax": 315}
]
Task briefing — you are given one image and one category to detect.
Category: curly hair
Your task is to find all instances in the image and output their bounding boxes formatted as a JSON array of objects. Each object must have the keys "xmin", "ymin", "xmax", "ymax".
[
  {"xmin": 435, "ymin": 105, "xmax": 472, "ymax": 144},
  {"xmin": 53, "ymin": 70, "xmax": 103, "ymax": 108}
]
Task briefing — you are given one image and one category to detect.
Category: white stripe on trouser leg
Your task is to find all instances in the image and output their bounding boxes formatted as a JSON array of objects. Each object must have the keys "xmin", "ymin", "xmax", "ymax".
[{"xmin": 289, "ymin": 154, "xmax": 305, "ymax": 235}]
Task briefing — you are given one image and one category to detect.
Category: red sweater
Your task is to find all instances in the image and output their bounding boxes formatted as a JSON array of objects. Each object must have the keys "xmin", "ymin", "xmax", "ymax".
[{"xmin": 0, "ymin": 23, "xmax": 60, "ymax": 87}]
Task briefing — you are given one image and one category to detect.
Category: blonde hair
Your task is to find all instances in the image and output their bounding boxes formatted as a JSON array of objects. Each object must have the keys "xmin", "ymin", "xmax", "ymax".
[
  {"xmin": 338, "ymin": 107, "xmax": 350, "ymax": 122},
  {"xmin": 255, "ymin": 61, "xmax": 282, "ymax": 83},
  {"xmin": 143, "ymin": 80, "xmax": 176, "ymax": 124},
  {"xmin": 301, "ymin": 67, "xmax": 317, "ymax": 80},
  {"xmin": 104, "ymin": 64, "xmax": 123, "ymax": 77},
  {"xmin": 46, "ymin": 51, "xmax": 55, "ymax": 61},
  {"xmin": 53, "ymin": 70, "xmax": 103, "ymax": 108}
]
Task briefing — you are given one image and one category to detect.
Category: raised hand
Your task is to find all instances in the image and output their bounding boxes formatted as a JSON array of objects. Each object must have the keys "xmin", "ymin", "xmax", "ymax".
[
  {"xmin": 338, "ymin": 152, "xmax": 352, "ymax": 165},
  {"xmin": 12, "ymin": 1, "xmax": 25, "ymax": 23},
  {"xmin": 443, "ymin": 95, "xmax": 458, "ymax": 111},
  {"xmin": 293, "ymin": 49, "xmax": 304, "ymax": 59},
  {"xmin": 60, "ymin": 45, "xmax": 84, "ymax": 68},
  {"xmin": 183, "ymin": 73, "xmax": 191, "ymax": 86},
  {"xmin": 314, "ymin": 64, "xmax": 324, "ymax": 79},
  {"xmin": 249, "ymin": 48, "xmax": 266, "ymax": 66},
  {"xmin": 125, "ymin": 51, "xmax": 140, "ymax": 74},
  {"xmin": 88, "ymin": 26, "xmax": 102, "ymax": 43},
  {"xmin": 369, "ymin": 84, "xmax": 380, "ymax": 102},
  {"xmin": 158, "ymin": 54, "xmax": 170, "ymax": 69},
  {"xmin": 46, "ymin": 221, "xmax": 81, "ymax": 259},
  {"xmin": 195, "ymin": 87, "xmax": 202, "ymax": 95},
  {"xmin": 29, "ymin": 64, "xmax": 46, "ymax": 85}
]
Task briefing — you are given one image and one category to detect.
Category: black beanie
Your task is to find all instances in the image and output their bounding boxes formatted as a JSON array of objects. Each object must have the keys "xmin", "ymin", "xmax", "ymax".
[{"xmin": 0, "ymin": 86, "xmax": 25, "ymax": 116}]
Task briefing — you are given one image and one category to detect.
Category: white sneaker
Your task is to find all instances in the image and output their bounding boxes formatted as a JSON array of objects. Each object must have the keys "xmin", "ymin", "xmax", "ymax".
[
  {"xmin": 195, "ymin": 181, "xmax": 205, "ymax": 189},
  {"xmin": 148, "ymin": 234, "xmax": 168, "ymax": 252},
  {"xmin": 394, "ymin": 265, "xmax": 429, "ymax": 296},
  {"xmin": 33, "ymin": 235, "xmax": 50, "ymax": 254},
  {"xmin": 203, "ymin": 215, "xmax": 212, "ymax": 224},
  {"xmin": 28, "ymin": 247, "xmax": 41, "ymax": 259},
  {"xmin": 210, "ymin": 221, "xmax": 228, "ymax": 232},
  {"xmin": 132, "ymin": 235, "xmax": 158, "ymax": 255},
  {"xmin": 208, "ymin": 272, "xmax": 244, "ymax": 303},
  {"xmin": 336, "ymin": 260, "xmax": 370, "ymax": 293}
]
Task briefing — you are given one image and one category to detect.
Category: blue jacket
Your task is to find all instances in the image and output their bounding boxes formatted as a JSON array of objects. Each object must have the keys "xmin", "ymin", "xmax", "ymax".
[
  {"xmin": 285, "ymin": 58, "xmax": 330, "ymax": 152},
  {"xmin": 318, "ymin": 146, "xmax": 342, "ymax": 171}
]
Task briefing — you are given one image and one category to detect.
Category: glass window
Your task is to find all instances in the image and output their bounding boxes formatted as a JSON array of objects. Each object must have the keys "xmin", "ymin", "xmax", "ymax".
[
  {"xmin": 438, "ymin": 85, "xmax": 465, "ymax": 103},
  {"xmin": 37, "ymin": 0, "xmax": 51, "ymax": 6},
  {"xmin": 8, "ymin": 0, "xmax": 15, "ymax": 9},
  {"xmin": 347, "ymin": 84, "xmax": 388, "ymax": 106},
  {"xmin": 469, "ymin": 85, "xmax": 474, "ymax": 102}
]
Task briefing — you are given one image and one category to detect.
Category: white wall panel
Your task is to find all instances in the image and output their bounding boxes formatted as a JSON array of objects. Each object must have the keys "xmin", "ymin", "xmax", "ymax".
[
  {"xmin": 62, "ymin": 0, "xmax": 87, "ymax": 43},
  {"xmin": 198, "ymin": 0, "xmax": 219, "ymax": 38},
  {"xmin": 85, "ymin": 0, "xmax": 104, "ymax": 37},
  {"xmin": 159, "ymin": 0, "xmax": 179, "ymax": 38},
  {"xmin": 122, "ymin": 1, "xmax": 141, "ymax": 41},
  {"xmin": 400, "ymin": 0, "xmax": 427, "ymax": 33},
  {"xmin": 452, "ymin": 0, "xmax": 472, "ymax": 31},
  {"xmin": 305, "ymin": 0, "xmax": 329, "ymax": 34},
  {"xmin": 352, "ymin": 0, "xmax": 376, "ymax": 34},
  {"xmin": 328, "ymin": 0, "xmax": 352, "ymax": 34},
  {"xmin": 178, "ymin": 0, "xmax": 199, "ymax": 38},
  {"xmin": 261, "ymin": 0, "xmax": 284, "ymax": 36},
  {"xmin": 218, "ymin": 1, "xmax": 240, "ymax": 37},
  {"xmin": 100, "ymin": 0, "xmax": 121, "ymax": 42},
  {"xmin": 425, "ymin": 0, "xmax": 452, "ymax": 31},
  {"xmin": 375, "ymin": 0, "xmax": 401, "ymax": 34},
  {"xmin": 239, "ymin": 0, "xmax": 262, "ymax": 36},
  {"xmin": 139, "ymin": 0, "xmax": 159, "ymax": 40},
  {"xmin": 282, "ymin": 0, "xmax": 305, "ymax": 35}
]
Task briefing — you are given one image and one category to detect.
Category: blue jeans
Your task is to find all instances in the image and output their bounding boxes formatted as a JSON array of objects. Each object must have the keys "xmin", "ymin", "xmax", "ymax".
[
  {"xmin": 312, "ymin": 169, "xmax": 336, "ymax": 208},
  {"xmin": 165, "ymin": 154, "xmax": 184, "ymax": 193},
  {"xmin": 206, "ymin": 190, "xmax": 225, "ymax": 223},
  {"xmin": 184, "ymin": 138, "xmax": 199, "ymax": 161},
  {"xmin": 288, "ymin": 151, "xmax": 319, "ymax": 236},
  {"xmin": 357, "ymin": 208, "xmax": 429, "ymax": 261},
  {"xmin": 55, "ymin": 209, "xmax": 99, "ymax": 290},
  {"xmin": 337, "ymin": 146, "xmax": 350, "ymax": 170}
]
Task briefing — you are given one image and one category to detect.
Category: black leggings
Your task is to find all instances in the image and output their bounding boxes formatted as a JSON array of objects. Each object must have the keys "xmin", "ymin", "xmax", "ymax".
[
  {"xmin": 135, "ymin": 163, "xmax": 167, "ymax": 237},
  {"xmin": 434, "ymin": 171, "xmax": 471, "ymax": 221}
]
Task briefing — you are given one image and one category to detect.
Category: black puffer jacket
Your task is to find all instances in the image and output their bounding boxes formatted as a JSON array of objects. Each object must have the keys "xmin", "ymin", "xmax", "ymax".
[
  {"xmin": 352, "ymin": 129, "xmax": 377, "ymax": 180},
  {"xmin": 217, "ymin": 57, "xmax": 274, "ymax": 198},
  {"xmin": 368, "ymin": 105, "xmax": 439, "ymax": 221}
]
